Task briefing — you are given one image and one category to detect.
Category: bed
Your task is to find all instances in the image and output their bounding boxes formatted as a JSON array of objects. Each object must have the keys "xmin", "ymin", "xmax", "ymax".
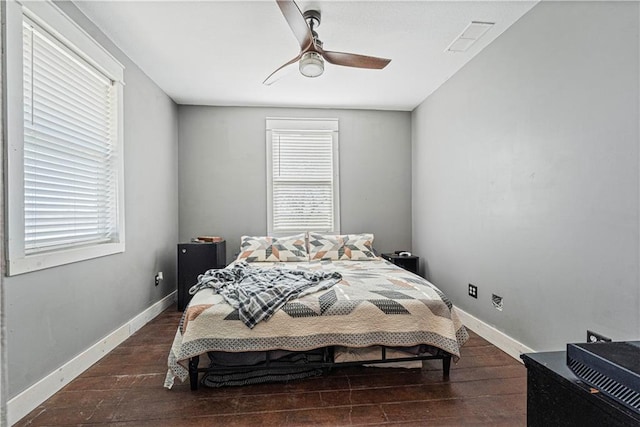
[{"xmin": 165, "ymin": 233, "xmax": 468, "ymax": 390}]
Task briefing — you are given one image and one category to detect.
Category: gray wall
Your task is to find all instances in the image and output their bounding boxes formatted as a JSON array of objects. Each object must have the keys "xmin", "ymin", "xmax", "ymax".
[
  {"xmin": 178, "ymin": 106, "xmax": 412, "ymax": 263},
  {"xmin": 0, "ymin": 11, "xmax": 6, "ymax": 425},
  {"xmin": 3, "ymin": 2, "xmax": 179, "ymax": 398},
  {"xmin": 412, "ymin": 1, "xmax": 640, "ymax": 351}
]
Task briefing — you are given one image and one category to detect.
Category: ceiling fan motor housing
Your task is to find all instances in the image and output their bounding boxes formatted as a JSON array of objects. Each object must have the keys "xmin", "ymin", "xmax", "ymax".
[
  {"xmin": 304, "ymin": 10, "xmax": 323, "ymax": 48},
  {"xmin": 303, "ymin": 10, "xmax": 321, "ymax": 28}
]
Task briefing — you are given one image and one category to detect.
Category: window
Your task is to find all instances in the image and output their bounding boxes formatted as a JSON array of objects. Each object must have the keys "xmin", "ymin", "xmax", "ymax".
[
  {"xmin": 266, "ymin": 118, "xmax": 340, "ymax": 235},
  {"xmin": 5, "ymin": 0, "xmax": 125, "ymax": 275}
]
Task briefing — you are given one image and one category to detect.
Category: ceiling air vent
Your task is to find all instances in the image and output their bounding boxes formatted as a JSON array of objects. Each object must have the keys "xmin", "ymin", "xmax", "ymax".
[{"xmin": 446, "ymin": 21, "xmax": 495, "ymax": 53}]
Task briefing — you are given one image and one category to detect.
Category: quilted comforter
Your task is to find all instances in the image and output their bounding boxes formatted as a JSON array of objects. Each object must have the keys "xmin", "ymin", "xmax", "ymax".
[{"xmin": 165, "ymin": 258, "xmax": 468, "ymax": 388}]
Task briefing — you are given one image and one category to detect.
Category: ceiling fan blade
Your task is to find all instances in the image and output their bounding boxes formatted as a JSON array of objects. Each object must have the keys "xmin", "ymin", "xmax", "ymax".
[
  {"xmin": 263, "ymin": 54, "xmax": 302, "ymax": 85},
  {"xmin": 320, "ymin": 50, "xmax": 391, "ymax": 69},
  {"xmin": 276, "ymin": 0, "xmax": 314, "ymax": 51}
]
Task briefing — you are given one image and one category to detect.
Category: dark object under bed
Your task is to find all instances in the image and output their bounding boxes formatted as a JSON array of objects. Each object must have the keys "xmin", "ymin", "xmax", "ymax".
[{"xmin": 189, "ymin": 346, "xmax": 452, "ymax": 390}]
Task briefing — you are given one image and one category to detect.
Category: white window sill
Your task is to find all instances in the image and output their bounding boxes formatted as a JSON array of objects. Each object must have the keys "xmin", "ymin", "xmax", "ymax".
[{"xmin": 7, "ymin": 242, "xmax": 125, "ymax": 276}]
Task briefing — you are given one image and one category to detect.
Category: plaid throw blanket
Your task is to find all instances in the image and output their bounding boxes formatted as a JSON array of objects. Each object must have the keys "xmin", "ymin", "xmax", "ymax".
[{"xmin": 189, "ymin": 262, "xmax": 342, "ymax": 328}]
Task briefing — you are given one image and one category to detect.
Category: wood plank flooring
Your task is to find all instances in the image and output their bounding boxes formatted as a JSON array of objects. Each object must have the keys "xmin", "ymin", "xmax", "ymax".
[{"xmin": 15, "ymin": 306, "xmax": 527, "ymax": 426}]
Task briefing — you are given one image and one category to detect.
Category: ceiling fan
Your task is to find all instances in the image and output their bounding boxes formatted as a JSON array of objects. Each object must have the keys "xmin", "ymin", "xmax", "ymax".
[{"xmin": 263, "ymin": 0, "xmax": 391, "ymax": 85}]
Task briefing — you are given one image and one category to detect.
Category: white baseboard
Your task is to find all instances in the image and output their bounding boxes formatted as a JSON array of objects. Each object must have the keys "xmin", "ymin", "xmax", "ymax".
[
  {"xmin": 8, "ymin": 291, "xmax": 176, "ymax": 426},
  {"xmin": 454, "ymin": 305, "xmax": 534, "ymax": 362}
]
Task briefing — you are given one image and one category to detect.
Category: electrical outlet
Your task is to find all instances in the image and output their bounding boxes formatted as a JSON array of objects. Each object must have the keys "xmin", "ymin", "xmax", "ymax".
[
  {"xmin": 587, "ymin": 330, "xmax": 611, "ymax": 343},
  {"xmin": 154, "ymin": 271, "xmax": 163, "ymax": 286},
  {"xmin": 468, "ymin": 284, "xmax": 477, "ymax": 298},
  {"xmin": 492, "ymin": 294, "xmax": 503, "ymax": 311}
]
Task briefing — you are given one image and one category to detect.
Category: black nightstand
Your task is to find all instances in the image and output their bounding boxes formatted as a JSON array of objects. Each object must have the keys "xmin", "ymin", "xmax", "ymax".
[
  {"xmin": 381, "ymin": 253, "xmax": 419, "ymax": 275},
  {"xmin": 177, "ymin": 241, "xmax": 226, "ymax": 311}
]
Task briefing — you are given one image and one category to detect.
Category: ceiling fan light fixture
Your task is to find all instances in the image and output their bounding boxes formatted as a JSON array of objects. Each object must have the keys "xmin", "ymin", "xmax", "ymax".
[{"xmin": 299, "ymin": 52, "xmax": 324, "ymax": 78}]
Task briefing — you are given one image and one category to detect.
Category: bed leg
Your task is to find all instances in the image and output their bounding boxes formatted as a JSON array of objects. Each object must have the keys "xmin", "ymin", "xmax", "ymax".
[
  {"xmin": 442, "ymin": 355, "xmax": 451, "ymax": 379},
  {"xmin": 189, "ymin": 356, "xmax": 200, "ymax": 391}
]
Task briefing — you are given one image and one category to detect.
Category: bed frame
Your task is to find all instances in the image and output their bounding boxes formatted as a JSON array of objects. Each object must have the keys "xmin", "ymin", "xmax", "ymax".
[{"xmin": 188, "ymin": 346, "xmax": 452, "ymax": 390}]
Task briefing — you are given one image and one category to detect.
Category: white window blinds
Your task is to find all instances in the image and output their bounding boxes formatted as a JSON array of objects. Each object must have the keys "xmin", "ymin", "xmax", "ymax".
[
  {"xmin": 22, "ymin": 18, "xmax": 119, "ymax": 254},
  {"xmin": 267, "ymin": 118, "xmax": 340, "ymax": 235}
]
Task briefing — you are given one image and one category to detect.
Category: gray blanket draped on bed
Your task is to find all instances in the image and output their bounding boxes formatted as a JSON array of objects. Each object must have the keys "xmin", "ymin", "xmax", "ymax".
[{"xmin": 189, "ymin": 261, "xmax": 342, "ymax": 328}]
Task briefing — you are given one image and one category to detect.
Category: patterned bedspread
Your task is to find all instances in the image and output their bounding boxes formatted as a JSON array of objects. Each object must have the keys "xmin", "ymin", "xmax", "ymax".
[{"xmin": 165, "ymin": 258, "xmax": 468, "ymax": 388}]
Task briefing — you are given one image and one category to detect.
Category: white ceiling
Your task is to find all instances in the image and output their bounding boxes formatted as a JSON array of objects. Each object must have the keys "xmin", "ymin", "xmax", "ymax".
[{"xmin": 74, "ymin": 0, "xmax": 538, "ymax": 111}]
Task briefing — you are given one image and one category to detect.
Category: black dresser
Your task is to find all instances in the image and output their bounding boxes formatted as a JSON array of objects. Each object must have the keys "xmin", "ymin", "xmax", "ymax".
[
  {"xmin": 521, "ymin": 351, "xmax": 640, "ymax": 426},
  {"xmin": 177, "ymin": 241, "xmax": 226, "ymax": 311}
]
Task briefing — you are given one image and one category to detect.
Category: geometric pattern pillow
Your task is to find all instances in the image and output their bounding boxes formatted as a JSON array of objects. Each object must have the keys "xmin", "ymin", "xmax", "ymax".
[
  {"xmin": 308, "ymin": 233, "xmax": 376, "ymax": 261},
  {"xmin": 236, "ymin": 234, "xmax": 308, "ymax": 262}
]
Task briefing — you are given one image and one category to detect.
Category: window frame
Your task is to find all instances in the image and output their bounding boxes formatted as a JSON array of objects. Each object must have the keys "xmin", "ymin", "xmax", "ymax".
[
  {"xmin": 266, "ymin": 117, "xmax": 340, "ymax": 236},
  {"xmin": 4, "ymin": 0, "xmax": 125, "ymax": 276}
]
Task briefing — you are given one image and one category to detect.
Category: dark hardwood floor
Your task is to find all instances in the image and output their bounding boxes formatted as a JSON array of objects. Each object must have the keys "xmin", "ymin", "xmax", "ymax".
[{"xmin": 15, "ymin": 306, "xmax": 526, "ymax": 426}]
